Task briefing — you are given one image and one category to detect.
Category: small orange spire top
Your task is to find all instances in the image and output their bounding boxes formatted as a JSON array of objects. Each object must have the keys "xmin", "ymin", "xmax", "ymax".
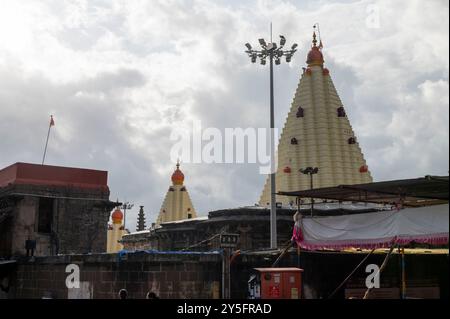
[
  {"xmin": 306, "ymin": 25, "xmax": 325, "ymax": 66},
  {"xmin": 111, "ymin": 208, "xmax": 124, "ymax": 224},
  {"xmin": 172, "ymin": 161, "xmax": 184, "ymax": 185}
]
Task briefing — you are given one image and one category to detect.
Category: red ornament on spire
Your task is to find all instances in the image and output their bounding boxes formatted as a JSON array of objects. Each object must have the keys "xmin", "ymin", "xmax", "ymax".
[
  {"xmin": 171, "ymin": 161, "xmax": 185, "ymax": 185},
  {"xmin": 359, "ymin": 165, "xmax": 369, "ymax": 173}
]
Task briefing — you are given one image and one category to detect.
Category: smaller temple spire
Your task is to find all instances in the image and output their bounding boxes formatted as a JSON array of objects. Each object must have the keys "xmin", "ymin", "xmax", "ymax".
[
  {"xmin": 157, "ymin": 162, "xmax": 197, "ymax": 225},
  {"xmin": 136, "ymin": 206, "xmax": 146, "ymax": 231},
  {"xmin": 107, "ymin": 207, "xmax": 126, "ymax": 253}
]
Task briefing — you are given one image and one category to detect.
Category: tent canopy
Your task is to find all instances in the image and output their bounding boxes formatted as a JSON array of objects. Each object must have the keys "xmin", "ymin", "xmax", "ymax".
[
  {"xmin": 296, "ymin": 204, "xmax": 449, "ymax": 250},
  {"xmin": 278, "ymin": 176, "xmax": 449, "ymax": 207}
]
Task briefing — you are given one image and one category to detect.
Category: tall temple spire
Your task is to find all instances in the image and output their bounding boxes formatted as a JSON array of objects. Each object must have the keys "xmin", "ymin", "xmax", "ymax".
[
  {"xmin": 156, "ymin": 162, "xmax": 197, "ymax": 225},
  {"xmin": 136, "ymin": 205, "xmax": 146, "ymax": 231},
  {"xmin": 258, "ymin": 30, "xmax": 372, "ymax": 207}
]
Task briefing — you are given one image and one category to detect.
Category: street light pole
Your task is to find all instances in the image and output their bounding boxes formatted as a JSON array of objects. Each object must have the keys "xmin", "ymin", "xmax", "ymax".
[
  {"xmin": 245, "ymin": 35, "xmax": 298, "ymax": 249},
  {"xmin": 310, "ymin": 172, "xmax": 314, "ymax": 215},
  {"xmin": 121, "ymin": 202, "xmax": 134, "ymax": 231},
  {"xmin": 300, "ymin": 167, "xmax": 319, "ymax": 216},
  {"xmin": 269, "ymin": 48, "xmax": 277, "ymax": 250}
]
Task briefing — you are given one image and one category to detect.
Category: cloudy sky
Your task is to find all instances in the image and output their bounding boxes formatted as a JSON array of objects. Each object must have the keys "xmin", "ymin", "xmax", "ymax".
[{"xmin": 0, "ymin": 0, "xmax": 448, "ymax": 230}]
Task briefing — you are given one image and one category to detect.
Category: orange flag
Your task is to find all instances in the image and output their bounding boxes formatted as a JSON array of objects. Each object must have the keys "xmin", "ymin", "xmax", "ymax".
[{"xmin": 50, "ymin": 115, "xmax": 55, "ymax": 127}]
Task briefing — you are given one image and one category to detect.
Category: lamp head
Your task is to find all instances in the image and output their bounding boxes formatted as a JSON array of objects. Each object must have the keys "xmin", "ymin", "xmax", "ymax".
[{"xmin": 300, "ymin": 167, "xmax": 314, "ymax": 174}]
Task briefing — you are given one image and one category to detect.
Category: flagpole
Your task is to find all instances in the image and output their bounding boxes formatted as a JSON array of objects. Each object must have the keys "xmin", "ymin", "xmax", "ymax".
[{"xmin": 42, "ymin": 116, "xmax": 53, "ymax": 165}]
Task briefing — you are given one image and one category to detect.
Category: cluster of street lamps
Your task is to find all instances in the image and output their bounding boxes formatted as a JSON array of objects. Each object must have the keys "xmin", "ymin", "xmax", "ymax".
[{"xmin": 245, "ymin": 36, "xmax": 298, "ymax": 65}]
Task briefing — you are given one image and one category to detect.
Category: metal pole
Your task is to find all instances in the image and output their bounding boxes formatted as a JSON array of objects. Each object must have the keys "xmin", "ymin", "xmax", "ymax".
[
  {"xmin": 363, "ymin": 244, "xmax": 396, "ymax": 299},
  {"xmin": 310, "ymin": 173, "xmax": 314, "ymax": 216},
  {"xmin": 123, "ymin": 206, "xmax": 126, "ymax": 230},
  {"xmin": 269, "ymin": 51, "xmax": 277, "ymax": 249},
  {"xmin": 222, "ymin": 248, "xmax": 231, "ymax": 298},
  {"xmin": 272, "ymin": 241, "xmax": 294, "ymax": 267},
  {"xmin": 42, "ymin": 124, "xmax": 52, "ymax": 165},
  {"xmin": 401, "ymin": 247, "xmax": 406, "ymax": 299},
  {"xmin": 222, "ymin": 249, "xmax": 225, "ymax": 298},
  {"xmin": 296, "ymin": 196, "xmax": 301, "ymax": 268},
  {"xmin": 228, "ymin": 249, "xmax": 231, "ymax": 299},
  {"xmin": 327, "ymin": 248, "xmax": 376, "ymax": 299}
]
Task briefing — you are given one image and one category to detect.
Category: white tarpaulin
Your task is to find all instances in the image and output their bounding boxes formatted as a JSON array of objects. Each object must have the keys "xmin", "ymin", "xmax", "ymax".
[{"xmin": 297, "ymin": 204, "xmax": 449, "ymax": 250}]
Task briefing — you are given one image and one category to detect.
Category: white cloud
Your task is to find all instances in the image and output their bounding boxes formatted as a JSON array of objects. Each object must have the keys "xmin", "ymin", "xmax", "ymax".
[{"xmin": 0, "ymin": 0, "xmax": 448, "ymax": 230}]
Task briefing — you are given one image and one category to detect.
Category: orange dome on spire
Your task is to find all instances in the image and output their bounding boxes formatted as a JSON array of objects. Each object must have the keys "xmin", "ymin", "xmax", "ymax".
[
  {"xmin": 171, "ymin": 162, "xmax": 184, "ymax": 185},
  {"xmin": 306, "ymin": 31, "xmax": 324, "ymax": 67},
  {"xmin": 111, "ymin": 208, "xmax": 123, "ymax": 224}
]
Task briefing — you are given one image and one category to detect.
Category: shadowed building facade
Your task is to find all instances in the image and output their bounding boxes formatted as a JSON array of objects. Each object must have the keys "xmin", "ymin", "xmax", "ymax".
[{"xmin": 0, "ymin": 162, "xmax": 116, "ymax": 257}]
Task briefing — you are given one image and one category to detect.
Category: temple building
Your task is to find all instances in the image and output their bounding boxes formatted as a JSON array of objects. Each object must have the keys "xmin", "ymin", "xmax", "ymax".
[
  {"xmin": 156, "ymin": 162, "xmax": 197, "ymax": 225},
  {"xmin": 259, "ymin": 31, "xmax": 373, "ymax": 207},
  {"xmin": 106, "ymin": 207, "xmax": 128, "ymax": 253},
  {"xmin": 0, "ymin": 162, "xmax": 116, "ymax": 257}
]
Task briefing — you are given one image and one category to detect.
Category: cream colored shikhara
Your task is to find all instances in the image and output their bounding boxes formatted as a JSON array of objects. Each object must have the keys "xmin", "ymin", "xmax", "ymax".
[
  {"xmin": 107, "ymin": 223, "xmax": 127, "ymax": 253},
  {"xmin": 106, "ymin": 208, "xmax": 128, "ymax": 253},
  {"xmin": 259, "ymin": 34, "xmax": 372, "ymax": 207},
  {"xmin": 156, "ymin": 163, "xmax": 197, "ymax": 225}
]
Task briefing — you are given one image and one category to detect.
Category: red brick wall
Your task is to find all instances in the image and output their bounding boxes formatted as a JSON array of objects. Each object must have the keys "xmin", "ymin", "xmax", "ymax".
[{"xmin": 0, "ymin": 162, "xmax": 108, "ymax": 190}]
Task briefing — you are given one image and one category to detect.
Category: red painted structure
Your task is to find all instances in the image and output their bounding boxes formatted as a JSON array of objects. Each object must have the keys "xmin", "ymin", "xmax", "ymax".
[
  {"xmin": 0, "ymin": 162, "xmax": 109, "ymax": 191},
  {"xmin": 253, "ymin": 267, "xmax": 304, "ymax": 299}
]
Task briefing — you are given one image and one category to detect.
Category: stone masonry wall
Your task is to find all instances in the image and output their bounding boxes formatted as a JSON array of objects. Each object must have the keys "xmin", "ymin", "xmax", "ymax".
[
  {"xmin": 10, "ymin": 251, "xmax": 222, "ymax": 299},
  {"xmin": 1, "ymin": 183, "xmax": 113, "ymax": 257}
]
